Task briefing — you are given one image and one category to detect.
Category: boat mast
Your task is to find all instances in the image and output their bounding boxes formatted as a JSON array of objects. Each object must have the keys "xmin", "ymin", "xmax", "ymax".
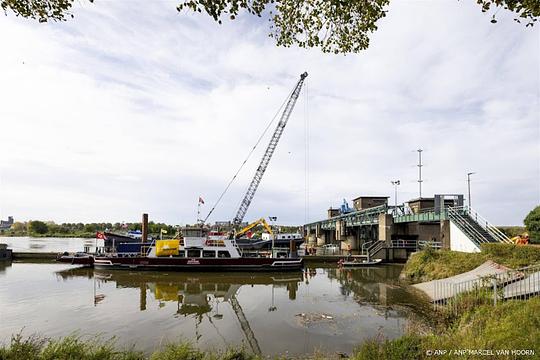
[{"xmin": 232, "ymin": 72, "xmax": 308, "ymax": 226}]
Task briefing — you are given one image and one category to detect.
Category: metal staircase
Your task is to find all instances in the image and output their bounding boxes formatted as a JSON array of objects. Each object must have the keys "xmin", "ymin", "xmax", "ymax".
[
  {"xmin": 366, "ymin": 241, "xmax": 385, "ymax": 260},
  {"xmin": 447, "ymin": 206, "xmax": 512, "ymax": 247}
]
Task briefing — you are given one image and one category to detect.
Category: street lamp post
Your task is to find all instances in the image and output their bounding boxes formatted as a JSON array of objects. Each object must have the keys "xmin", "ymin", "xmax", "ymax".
[
  {"xmin": 391, "ymin": 180, "xmax": 401, "ymax": 214},
  {"xmin": 467, "ymin": 172, "xmax": 475, "ymax": 209}
]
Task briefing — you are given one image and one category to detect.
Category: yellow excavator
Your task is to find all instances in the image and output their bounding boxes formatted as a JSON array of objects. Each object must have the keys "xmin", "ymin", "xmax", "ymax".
[
  {"xmin": 510, "ymin": 233, "xmax": 530, "ymax": 245},
  {"xmin": 235, "ymin": 218, "xmax": 273, "ymax": 239}
]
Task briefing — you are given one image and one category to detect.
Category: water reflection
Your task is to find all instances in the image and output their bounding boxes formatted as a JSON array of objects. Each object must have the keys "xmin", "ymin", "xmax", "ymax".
[
  {"xmin": 0, "ymin": 262, "xmax": 423, "ymax": 356},
  {"xmin": 55, "ymin": 268, "xmax": 303, "ymax": 355}
]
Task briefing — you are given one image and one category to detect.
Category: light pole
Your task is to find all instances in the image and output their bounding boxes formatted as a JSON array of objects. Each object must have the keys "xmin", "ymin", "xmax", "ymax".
[
  {"xmin": 467, "ymin": 172, "xmax": 475, "ymax": 209},
  {"xmin": 391, "ymin": 180, "xmax": 400, "ymax": 214}
]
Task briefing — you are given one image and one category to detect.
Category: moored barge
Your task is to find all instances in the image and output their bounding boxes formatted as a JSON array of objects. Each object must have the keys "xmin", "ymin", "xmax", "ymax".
[{"xmin": 58, "ymin": 227, "xmax": 303, "ymax": 271}]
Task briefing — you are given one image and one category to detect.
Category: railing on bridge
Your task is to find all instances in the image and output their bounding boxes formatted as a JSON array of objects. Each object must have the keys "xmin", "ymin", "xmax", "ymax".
[
  {"xmin": 304, "ymin": 204, "xmax": 388, "ymax": 231},
  {"xmin": 433, "ymin": 264, "xmax": 540, "ymax": 315},
  {"xmin": 393, "ymin": 206, "xmax": 446, "ymax": 223}
]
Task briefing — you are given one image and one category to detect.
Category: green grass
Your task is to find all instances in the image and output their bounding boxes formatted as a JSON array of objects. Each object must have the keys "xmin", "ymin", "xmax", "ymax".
[
  {"xmin": 353, "ymin": 297, "xmax": 540, "ymax": 360},
  {"xmin": 0, "ymin": 335, "xmax": 262, "ymax": 360},
  {"xmin": 401, "ymin": 244, "xmax": 540, "ymax": 284}
]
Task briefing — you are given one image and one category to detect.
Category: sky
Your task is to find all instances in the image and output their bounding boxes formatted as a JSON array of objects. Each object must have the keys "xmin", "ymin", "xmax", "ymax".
[{"xmin": 0, "ymin": 0, "xmax": 538, "ymax": 226}]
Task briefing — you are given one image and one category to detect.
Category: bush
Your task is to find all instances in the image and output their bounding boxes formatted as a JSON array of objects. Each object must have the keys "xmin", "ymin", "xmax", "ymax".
[{"xmin": 524, "ymin": 206, "xmax": 540, "ymax": 242}]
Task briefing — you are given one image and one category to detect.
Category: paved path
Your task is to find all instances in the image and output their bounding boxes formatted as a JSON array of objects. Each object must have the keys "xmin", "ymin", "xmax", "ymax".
[{"xmin": 413, "ymin": 260, "xmax": 514, "ymax": 302}]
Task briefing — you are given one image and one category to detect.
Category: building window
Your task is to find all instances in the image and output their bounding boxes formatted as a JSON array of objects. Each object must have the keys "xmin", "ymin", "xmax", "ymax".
[
  {"xmin": 203, "ymin": 250, "xmax": 216, "ymax": 258},
  {"xmin": 187, "ymin": 249, "xmax": 201, "ymax": 258},
  {"xmin": 178, "ymin": 250, "xmax": 185, "ymax": 257},
  {"xmin": 218, "ymin": 251, "xmax": 231, "ymax": 258}
]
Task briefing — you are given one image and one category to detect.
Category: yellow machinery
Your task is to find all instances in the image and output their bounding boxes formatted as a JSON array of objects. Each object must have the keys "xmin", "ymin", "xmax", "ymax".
[
  {"xmin": 155, "ymin": 240, "xmax": 180, "ymax": 256},
  {"xmin": 510, "ymin": 233, "xmax": 530, "ymax": 245},
  {"xmin": 235, "ymin": 218, "xmax": 273, "ymax": 239}
]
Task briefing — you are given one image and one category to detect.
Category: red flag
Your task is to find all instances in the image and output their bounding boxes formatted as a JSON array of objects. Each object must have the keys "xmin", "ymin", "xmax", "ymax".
[
  {"xmin": 198, "ymin": 197, "xmax": 205, "ymax": 204},
  {"xmin": 96, "ymin": 231, "xmax": 106, "ymax": 240}
]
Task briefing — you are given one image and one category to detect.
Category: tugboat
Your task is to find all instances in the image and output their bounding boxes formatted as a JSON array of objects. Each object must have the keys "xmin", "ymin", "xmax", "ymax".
[{"xmin": 58, "ymin": 227, "xmax": 302, "ymax": 271}]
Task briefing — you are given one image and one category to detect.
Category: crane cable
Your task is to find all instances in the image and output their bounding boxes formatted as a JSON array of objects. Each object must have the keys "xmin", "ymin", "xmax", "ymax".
[
  {"xmin": 202, "ymin": 83, "xmax": 297, "ymax": 224},
  {"xmin": 304, "ymin": 77, "xmax": 310, "ymax": 225}
]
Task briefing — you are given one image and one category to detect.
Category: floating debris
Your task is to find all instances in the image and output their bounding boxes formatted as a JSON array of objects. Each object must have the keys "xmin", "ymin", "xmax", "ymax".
[{"xmin": 295, "ymin": 312, "xmax": 335, "ymax": 327}]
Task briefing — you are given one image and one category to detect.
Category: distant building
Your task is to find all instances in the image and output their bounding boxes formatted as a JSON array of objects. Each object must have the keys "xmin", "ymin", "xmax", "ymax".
[
  {"xmin": 407, "ymin": 197, "xmax": 458, "ymax": 214},
  {"xmin": 0, "ymin": 216, "xmax": 13, "ymax": 230},
  {"xmin": 351, "ymin": 196, "xmax": 389, "ymax": 211},
  {"xmin": 327, "ymin": 207, "xmax": 340, "ymax": 219}
]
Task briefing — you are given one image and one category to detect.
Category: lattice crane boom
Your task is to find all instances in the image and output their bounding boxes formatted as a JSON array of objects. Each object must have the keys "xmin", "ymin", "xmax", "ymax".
[{"xmin": 233, "ymin": 72, "xmax": 308, "ymax": 226}]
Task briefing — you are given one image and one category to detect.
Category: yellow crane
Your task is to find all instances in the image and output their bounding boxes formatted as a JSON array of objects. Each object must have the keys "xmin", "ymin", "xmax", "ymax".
[{"xmin": 235, "ymin": 218, "xmax": 273, "ymax": 239}]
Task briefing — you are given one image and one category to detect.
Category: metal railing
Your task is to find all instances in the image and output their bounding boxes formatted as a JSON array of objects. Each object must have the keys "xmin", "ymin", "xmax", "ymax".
[
  {"xmin": 417, "ymin": 240, "xmax": 442, "ymax": 249},
  {"xmin": 366, "ymin": 241, "xmax": 385, "ymax": 259},
  {"xmin": 140, "ymin": 239, "xmax": 156, "ymax": 256},
  {"xmin": 433, "ymin": 264, "xmax": 540, "ymax": 314},
  {"xmin": 390, "ymin": 239, "xmax": 418, "ymax": 249},
  {"xmin": 465, "ymin": 206, "xmax": 512, "ymax": 244},
  {"xmin": 447, "ymin": 206, "xmax": 511, "ymax": 246}
]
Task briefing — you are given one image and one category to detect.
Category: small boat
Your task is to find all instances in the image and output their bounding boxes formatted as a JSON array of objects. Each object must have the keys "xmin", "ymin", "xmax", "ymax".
[
  {"xmin": 57, "ymin": 227, "xmax": 303, "ymax": 272},
  {"xmin": 339, "ymin": 258, "xmax": 383, "ymax": 267}
]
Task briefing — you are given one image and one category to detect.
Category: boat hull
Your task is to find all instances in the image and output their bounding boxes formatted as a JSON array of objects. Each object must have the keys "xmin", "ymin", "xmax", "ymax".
[{"xmin": 59, "ymin": 255, "xmax": 303, "ymax": 272}]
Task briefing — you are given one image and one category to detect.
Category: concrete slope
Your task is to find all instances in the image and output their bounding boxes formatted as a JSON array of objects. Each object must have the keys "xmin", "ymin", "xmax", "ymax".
[{"xmin": 413, "ymin": 260, "xmax": 514, "ymax": 302}]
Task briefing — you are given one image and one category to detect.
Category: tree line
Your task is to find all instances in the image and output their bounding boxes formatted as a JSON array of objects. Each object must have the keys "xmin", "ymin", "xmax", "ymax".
[{"xmin": 2, "ymin": 221, "xmax": 179, "ymax": 238}]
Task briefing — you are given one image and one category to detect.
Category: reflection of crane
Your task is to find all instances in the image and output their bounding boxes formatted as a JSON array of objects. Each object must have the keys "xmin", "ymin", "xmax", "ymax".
[
  {"xmin": 232, "ymin": 72, "xmax": 308, "ymax": 226},
  {"xmin": 235, "ymin": 217, "xmax": 273, "ymax": 239},
  {"xmin": 229, "ymin": 295, "xmax": 262, "ymax": 355}
]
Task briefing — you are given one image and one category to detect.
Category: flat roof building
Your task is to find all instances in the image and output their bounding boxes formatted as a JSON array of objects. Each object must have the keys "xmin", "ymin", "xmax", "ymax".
[{"xmin": 351, "ymin": 196, "xmax": 389, "ymax": 211}]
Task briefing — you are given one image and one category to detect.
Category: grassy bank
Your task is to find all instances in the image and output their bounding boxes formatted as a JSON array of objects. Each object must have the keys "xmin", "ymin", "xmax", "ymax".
[
  {"xmin": 0, "ymin": 334, "xmax": 262, "ymax": 360},
  {"xmin": 354, "ymin": 296, "xmax": 540, "ymax": 360},
  {"xmin": 401, "ymin": 244, "xmax": 540, "ymax": 284}
]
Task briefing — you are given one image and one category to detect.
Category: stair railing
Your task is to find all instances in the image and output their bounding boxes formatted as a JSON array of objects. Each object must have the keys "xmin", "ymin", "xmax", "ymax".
[
  {"xmin": 447, "ymin": 206, "xmax": 492, "ymax": 246},
  {"xmin": 466, "ymin": 207, "xmax": 512, "ymax": 244}
]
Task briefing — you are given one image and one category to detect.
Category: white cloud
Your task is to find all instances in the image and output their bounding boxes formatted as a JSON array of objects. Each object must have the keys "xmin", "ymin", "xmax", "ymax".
[{"xmin": 0, "ymin": 0, "xmax": 538, "ymax": 226}]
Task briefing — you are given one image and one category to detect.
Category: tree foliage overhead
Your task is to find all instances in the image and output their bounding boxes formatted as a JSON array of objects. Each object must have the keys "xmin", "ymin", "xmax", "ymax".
[
  {"xmin": 1, "ymin": 0, "xmax": 539, "ymax": 53},
  {"xmin": 476, "ymin": 0, "xmax": 539, "ymax": 26},
  {"xmin": 178, "ymin": 0, "xmax": 390, "ymax": 53}
]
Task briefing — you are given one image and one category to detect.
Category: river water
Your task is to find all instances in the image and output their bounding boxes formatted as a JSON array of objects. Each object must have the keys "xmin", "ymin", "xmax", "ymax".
[
  {"xmin": 0, "ymin": 237, "xmax": 426, "ymax": 356},
  {"xmin": 0, "ymin": 236, "xmax": 97, "ymax": 253}
]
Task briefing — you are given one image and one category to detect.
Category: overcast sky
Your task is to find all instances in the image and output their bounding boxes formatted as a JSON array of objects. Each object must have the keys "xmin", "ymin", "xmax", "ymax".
[{"xmin": 0, "ymin": 0, "xmax": 538, "ymax": 226}]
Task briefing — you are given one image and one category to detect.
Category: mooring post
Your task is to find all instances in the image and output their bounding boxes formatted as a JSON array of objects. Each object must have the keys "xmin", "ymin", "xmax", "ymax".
[{"xmin": 142, "ymin": 213, "xmax": 148, "ymax": 243}]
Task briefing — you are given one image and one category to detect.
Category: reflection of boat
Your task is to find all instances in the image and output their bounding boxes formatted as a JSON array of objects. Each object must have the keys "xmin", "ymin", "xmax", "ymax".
[
  {"xmin": 58, "ymin": 227, "xmax": 303, "ymax": 272},
  {"xmin": 339, "ymin": 258, "xmax": 383, "ymax": 267},
  {"xmin": 55, "ymin": 267, "xmax": 303, "ymax": 355}
]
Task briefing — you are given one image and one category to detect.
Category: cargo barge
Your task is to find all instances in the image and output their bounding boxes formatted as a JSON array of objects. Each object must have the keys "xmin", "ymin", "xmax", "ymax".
[{"xmin": 57, "ymin": 227, "xmax": 303, "ymax": 272}]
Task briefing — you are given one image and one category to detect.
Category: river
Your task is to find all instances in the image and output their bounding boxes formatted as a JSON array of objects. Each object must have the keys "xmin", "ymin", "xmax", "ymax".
[
  {"xmin": 0, "ymin": 237, "xmax": 426, "ymax": 356},
  {"xmin": 0, "ymin": 236, "xmax": 97, "ymax": 253}
]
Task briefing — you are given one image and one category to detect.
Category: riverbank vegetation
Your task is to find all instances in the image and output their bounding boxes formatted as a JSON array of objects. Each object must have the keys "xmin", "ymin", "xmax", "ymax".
[
  {"xmin": 0, "ymin": 221, "xmax": 178, "ymax": 238},
  {"xmin": 0, "ymin": 221, "xmax": 301, "ymax": 239},
  {"xmin": 0, "ymin": 334, "xmax": 262, "ymax": 360},
  {"xmin": 401, "ymin": 244, "xmax": 540, "ymax": 284},
  {"xmin": 355, "ymin": 296, "xmax": 540, "ymax": 360}
]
